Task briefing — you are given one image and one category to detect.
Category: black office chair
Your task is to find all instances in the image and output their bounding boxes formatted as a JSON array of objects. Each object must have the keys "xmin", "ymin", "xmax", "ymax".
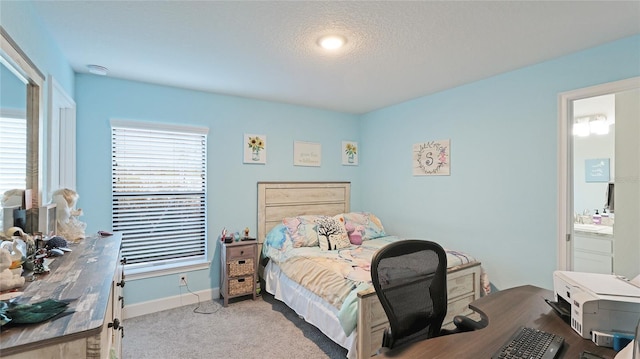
[{"xmin": 371, "ymin": 239, "xmax": 484, "ymax": 350}]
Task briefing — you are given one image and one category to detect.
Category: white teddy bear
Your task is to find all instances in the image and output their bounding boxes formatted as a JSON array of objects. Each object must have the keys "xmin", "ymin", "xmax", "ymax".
[
  {"xmin": 51, "ymin": 188, "xmax": 86, "ymax": 242},
  {"xmin": 0, "ymin": 246, "xmax": 25, "ymax": 291}
]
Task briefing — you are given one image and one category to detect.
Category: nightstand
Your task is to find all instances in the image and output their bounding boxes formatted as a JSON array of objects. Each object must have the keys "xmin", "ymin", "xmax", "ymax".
[{"xmin": 220, "ymin": 240, "xmax": 257, "ymax": 306}]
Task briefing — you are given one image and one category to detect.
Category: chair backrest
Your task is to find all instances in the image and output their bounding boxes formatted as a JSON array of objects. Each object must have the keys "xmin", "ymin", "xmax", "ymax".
[{"xmin": 371, "ymin": 239, "xmax": 448, "ymax": 349}]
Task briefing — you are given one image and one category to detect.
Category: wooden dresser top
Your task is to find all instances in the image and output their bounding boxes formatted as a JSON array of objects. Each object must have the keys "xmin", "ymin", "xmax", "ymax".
[{"xmin": 0, "ymin": 233, "xmax": 122, "ymax": 356}]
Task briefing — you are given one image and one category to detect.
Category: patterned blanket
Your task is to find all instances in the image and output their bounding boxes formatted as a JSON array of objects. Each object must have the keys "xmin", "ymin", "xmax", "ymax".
[{"xmin": 263, "ymin": 227, "xmax": 484, "ymax": 335}]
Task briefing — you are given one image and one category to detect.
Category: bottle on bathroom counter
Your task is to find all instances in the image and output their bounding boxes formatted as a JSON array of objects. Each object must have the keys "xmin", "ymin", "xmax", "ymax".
[{"xmin": 593, "ymin": 209, "xmax": 602, "ymax": 225}]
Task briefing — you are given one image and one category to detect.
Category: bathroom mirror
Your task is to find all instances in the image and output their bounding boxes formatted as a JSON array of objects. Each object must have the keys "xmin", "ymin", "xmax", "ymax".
[{"xmin": 0, "ymin": 26, "xmax": 45, "ymax": 233}]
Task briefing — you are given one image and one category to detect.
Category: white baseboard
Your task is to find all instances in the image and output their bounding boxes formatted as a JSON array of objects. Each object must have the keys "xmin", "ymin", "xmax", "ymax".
[{"xmin": 123, "ymin": 287, "xmax": 220, "ymax": 319}]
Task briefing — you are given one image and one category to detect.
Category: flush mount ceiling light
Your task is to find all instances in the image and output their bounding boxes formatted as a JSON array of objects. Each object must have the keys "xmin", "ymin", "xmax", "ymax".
[
  {"xmin": 87, "ymin": 64, "xmax": 108, "ymax": 76},
  {"xmin": 317, "ymin": 35, "xmax": 346, "ymax": 50}
]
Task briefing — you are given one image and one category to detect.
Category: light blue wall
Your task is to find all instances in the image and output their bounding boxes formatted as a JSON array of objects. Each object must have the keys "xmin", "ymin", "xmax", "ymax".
[
  {"xmin": 359, "ymin": 34, "xmax": 640, "ymax": 291},
  {"xmin": 74, "ymin": 74, "xmax": 361, "ymax": 304},
  {"xmin": 0, "ymin": 1, "xmax": 75, "ymax": 97},
  {"xmin": 0, "ymin": 65, "xmax": 26, "ymax": 109}
]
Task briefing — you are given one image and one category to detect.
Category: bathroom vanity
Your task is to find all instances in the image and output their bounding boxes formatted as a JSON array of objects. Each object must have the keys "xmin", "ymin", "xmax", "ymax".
[{"xmin": 573, "ymin": 223, "xmax": 614, "ymax": 274}]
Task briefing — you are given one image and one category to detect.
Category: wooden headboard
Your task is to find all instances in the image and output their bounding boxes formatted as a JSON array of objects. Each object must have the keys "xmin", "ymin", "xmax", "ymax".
[{"xmin": 257, "ymin": 181, "xmax": 351, "ymax": 244}]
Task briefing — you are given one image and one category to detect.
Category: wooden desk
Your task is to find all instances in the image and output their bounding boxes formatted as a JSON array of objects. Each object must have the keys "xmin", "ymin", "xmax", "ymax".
[{"xmin": 380, "ymin": 285, "xmax": 617, "ymax": 358}]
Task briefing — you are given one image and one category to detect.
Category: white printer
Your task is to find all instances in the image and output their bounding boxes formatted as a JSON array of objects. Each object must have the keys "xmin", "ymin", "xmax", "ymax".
[{"xmin": 553, "ymin": 270, "xmax": 640, "ymax": 338}]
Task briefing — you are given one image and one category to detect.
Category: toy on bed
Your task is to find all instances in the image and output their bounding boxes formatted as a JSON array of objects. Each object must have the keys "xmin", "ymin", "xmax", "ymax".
[{"xmin": 345, "ymin": 222, "xmax": 364, "ymax": 245}]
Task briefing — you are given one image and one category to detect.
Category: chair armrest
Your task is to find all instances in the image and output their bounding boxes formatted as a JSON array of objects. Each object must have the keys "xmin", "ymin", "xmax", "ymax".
[{"xmin": 453, "ymin": 315, "xmax": 487, "ymax": 332}]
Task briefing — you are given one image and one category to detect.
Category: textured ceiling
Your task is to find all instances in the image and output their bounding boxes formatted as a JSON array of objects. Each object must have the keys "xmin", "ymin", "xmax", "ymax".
[{"xmin": 30, "ymin": 1, "xmax": 640, "ymax": 114}]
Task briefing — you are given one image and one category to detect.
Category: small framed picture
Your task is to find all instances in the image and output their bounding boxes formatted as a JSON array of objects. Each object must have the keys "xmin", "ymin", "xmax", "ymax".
[
  {"xmin": 413, "ymin": 139, "xmax": 450, "ymax": 176},
  {"xmin": 585, "ymin": 158, "xmax": 610, "ymax": 182},
  {"xmin": 342, "ymin": 141, "xmax": 358, "ymax": 166},
  {"xmin": 293, "ymin": 141, "xmax": 321, "ymax": 166},
  {"xmin": 38, "ymin": 203, "xmax": 57, "ymax": 236},
  {"xmin": 244, "ymin": 134, "xmax": 266, "ymax": 164}
]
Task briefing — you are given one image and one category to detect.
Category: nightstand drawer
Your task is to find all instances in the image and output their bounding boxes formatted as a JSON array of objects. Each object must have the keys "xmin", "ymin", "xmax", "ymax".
[
  {"xmin": 228, "ymin": 276, "xmax": 254, "ymax": 296},
  {"xmin": 227, "ymin": 244, "xmax": 256, "ymax": 258},
  {"xmin": 447, "ymin": 272, "xmax": 475, "ymax": 299},
  {"xmin": 228, "ymin": 258, "xmax": 254, "ymax": 277}
]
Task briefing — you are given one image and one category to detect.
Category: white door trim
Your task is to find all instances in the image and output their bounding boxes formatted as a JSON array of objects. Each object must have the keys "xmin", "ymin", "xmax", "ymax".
[
  {"xmin": 557, "ymin": 76, "xmax": 640, "ymax": 270},
  {"xmin": 47, "ymin": 75, "xmax": 76, "ymax": 198}
]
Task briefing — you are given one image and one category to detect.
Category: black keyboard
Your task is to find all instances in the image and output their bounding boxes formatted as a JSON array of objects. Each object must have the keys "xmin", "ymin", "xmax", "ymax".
[{"xmin": 492, "ymin": 326, "xmax": 564, "ymax": 359}]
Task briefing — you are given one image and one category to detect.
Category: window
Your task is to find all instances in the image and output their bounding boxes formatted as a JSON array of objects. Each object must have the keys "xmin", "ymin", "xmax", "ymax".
[
  {"xmin": 0, "ymin": 111, "xmax": 26, "ymax": 195},
  {"xmin": 111, "ymin": 120, "xmax": 208, "ymax": 273}
]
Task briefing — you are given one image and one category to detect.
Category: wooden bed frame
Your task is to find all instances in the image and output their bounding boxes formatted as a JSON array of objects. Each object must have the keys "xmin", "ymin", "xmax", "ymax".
[{"xmin": 257, "ymin": 181, "xmax": 482, "ymax": 358}]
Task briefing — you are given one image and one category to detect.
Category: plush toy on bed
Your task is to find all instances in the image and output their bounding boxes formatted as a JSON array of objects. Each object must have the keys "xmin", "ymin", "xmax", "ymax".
[{"xmin": 345, "ymin": 222, "xmax": 365, "ymax": 245}]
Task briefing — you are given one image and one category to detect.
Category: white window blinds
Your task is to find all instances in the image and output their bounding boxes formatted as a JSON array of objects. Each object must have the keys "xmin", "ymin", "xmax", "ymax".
[
  {"xmin": 0, "ymin": 112, "xmax": 27, "ymax": 194},
  {"xmin": 111, "ymin": 120, "xmax": 208, "ymax": 270}
]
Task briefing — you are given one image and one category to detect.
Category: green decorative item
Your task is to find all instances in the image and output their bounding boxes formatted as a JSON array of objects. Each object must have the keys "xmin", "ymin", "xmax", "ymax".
[{"xmin": 0, "ymin": 298, "xmax": 75, "ymax": 327}]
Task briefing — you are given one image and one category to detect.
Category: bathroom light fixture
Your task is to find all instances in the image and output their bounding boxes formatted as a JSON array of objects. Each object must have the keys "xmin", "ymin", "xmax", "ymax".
[
  {"xmin": 572, "ymin": 114, "xmax": 613, "ymax": 137},
  {"xmin": 317, "ymin": 35, "xmax": 346, "ymax": 50},
  {"xmin": 87, "ymin": 64, "xmax": 108, "ymax": 76}
]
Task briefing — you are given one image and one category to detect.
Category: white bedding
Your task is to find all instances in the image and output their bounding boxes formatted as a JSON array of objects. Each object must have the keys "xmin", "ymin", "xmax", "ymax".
[{"xmin": 264, "ymin": 260, "xmax": 358, "ymax": 358}]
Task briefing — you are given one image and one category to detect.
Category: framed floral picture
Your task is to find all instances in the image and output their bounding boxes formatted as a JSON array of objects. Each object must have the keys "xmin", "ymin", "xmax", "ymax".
[
  {"xmin": 244, "ymin": 134, "xmax": 266, "ymax": 164},
  {"xmin": 342, "ymin": 141, "xmax": 358, "ymax": 165}
]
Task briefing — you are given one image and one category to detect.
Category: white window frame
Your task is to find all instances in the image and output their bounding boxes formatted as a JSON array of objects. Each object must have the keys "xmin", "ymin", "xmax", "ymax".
[{"xmin": 111, "ymin": 119, "xmax": 209, "ymax": 276}]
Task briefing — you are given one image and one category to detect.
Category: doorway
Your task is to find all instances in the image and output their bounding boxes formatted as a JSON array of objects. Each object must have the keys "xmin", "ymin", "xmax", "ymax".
[{"xmin": 558, "ymin": 77, "xmax": 640, "ymax": 278}]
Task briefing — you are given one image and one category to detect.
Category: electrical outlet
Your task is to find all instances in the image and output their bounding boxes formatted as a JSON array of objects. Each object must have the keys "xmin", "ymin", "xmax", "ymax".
[{"xmin": 179, "ymin": 274, "xmax": 187, "ymax": 286}]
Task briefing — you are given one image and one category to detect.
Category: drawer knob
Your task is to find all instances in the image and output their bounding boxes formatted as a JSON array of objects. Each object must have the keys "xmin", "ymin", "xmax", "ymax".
[{"xmin": 240, "ymin": 250, "xmax": 244, "ymax": 255}]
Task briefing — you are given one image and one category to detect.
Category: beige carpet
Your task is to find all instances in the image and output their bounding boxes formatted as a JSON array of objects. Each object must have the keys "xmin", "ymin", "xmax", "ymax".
[{"xmin": 122, "ymin": 293, "xmax": 348, "ymax": 359}]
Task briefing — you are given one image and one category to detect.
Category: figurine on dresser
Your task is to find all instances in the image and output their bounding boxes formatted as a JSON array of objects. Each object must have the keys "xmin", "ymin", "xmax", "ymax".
[
  {"xmin": 0, "ymin": 245, "xmax": 25, "ymax": 291},
  {"xmin": 51, "ymin": 188, "xmax": 86, "ymax": 242}
]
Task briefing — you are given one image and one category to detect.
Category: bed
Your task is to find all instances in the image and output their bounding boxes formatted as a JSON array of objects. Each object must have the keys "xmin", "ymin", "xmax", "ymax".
[{"xmin": 257, "ymin": 182, "xmax": 485, "ymax": 359}]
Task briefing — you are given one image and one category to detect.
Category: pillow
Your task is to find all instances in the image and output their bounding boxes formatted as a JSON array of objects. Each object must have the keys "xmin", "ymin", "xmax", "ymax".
[
  {"xmin": 264, "ymin": 223, "xmax": 290, "ymax": 250},
  {"xmin": 342, "ymin": 212, "xmax": 386, "ymax": 240},
  {"xmin": 315, "ymin": 215, "xmax": 350, "ymax": 251},
  {"xmin": 262, "ymin": 224, "xmax": 294, "ymax": 263},
  {"xmin": 283, "ymin": 215, "xmax": 321, "ymax": 248}
]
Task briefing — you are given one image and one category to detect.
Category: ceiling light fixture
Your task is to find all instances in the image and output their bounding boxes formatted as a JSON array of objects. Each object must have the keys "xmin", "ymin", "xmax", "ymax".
[
  {"xmin": 317, "ymin": 35, "xmax": 346, "ymax": 50},
  {"xmin": 87, "ymin": 64, "xmax": 108, "ymax": 76},
  {"xmin": 572, "ymin": 114, "xmax": 613, "ymax": 137}
]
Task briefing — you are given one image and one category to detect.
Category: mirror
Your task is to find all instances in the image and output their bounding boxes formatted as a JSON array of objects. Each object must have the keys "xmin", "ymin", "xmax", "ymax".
[{"xmin": 0, "ymin": 26, "xmax": 44, "ymax": 234}]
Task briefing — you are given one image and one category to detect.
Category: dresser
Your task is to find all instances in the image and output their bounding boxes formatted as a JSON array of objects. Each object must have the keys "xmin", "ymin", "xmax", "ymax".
[
  {"xmin": 220, "ymin": 240, "xmax": 257, "ymax": 306},
  {"xmin": 0, "ymin": 233, "xmax": 125, "ymax": 358}
]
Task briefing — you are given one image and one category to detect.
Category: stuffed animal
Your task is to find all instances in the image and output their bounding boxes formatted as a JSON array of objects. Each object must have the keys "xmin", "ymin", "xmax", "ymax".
[
  {"xmin": 51, "ymin": 188, "xmax": 86, "ymax": 241},
  {"xmin": 345, "ymin": 222, "xmax": 364, "ymax": 245},
  {"xmin": 0, "ymin": 246, "xmax": 25, "ymax": 291},
  {"xmin": 1, "ymin": 189, "xmax": 24, "ymax": 208}
]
